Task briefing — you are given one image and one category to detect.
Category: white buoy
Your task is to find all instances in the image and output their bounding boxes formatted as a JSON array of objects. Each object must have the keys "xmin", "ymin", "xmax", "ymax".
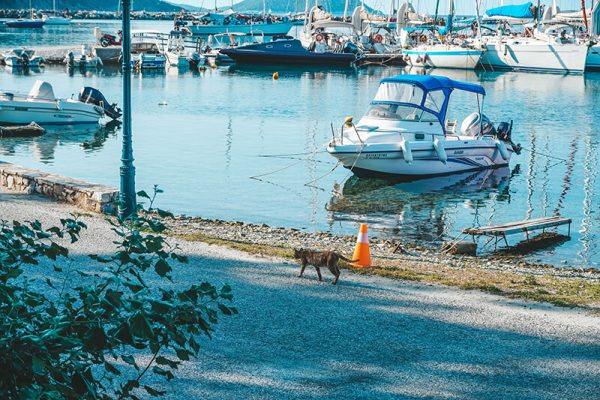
[
  {"xmin": 400, "ymin": 140, "xmax": 413, "ymax": 163},
  {"xmin": 433, "ymin": 137, "xmax": 447, "ymax": 164},
  {"xmin": 495, "ymin": 139, "xmax": 509, "ymax": 160},
  {"xmin": 158, "ymin": 101, "xmax": 168, "ymax": 106}
]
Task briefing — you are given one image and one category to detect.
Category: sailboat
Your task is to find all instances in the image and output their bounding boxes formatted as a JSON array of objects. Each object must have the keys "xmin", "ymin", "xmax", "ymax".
[
  {"xmin": 403, "ymin": 0, "xmax": 483, "ymax": 69},
  {"xmin": 42, "ymin": 0, "xmax": 72, "ymax": 25},
  {"xmin": 4, "ymin": 1, "xmax": 45, "ymax": 28},
  {"xmin": 188, "ymin": 0, "xmax": 294, "ymax": 36},
  {"xmin": 479, "ymin": 1, "xmax": 588, "ymax": 73}
]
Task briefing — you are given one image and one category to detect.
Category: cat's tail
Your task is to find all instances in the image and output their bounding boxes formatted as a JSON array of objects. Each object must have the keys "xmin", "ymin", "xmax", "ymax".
[{"xmin": 339, "ymin": 255, "xmax": 360, "ymax": 263}]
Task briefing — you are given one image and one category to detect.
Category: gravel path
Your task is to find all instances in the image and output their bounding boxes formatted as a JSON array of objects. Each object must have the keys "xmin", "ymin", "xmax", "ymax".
[{"xmin": 1, "ymin": 189, "xmax": 600, "ymax": 400}]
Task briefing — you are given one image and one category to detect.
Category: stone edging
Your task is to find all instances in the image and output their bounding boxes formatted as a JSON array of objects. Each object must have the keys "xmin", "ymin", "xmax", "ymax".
[{"xmin": 0, "ymin": 161, "xmax": 118, "ymax": 214}]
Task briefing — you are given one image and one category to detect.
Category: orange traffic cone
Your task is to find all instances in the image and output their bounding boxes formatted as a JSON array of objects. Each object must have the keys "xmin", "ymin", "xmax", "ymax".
[{"xmin": 351, "ymin": 223, "xmax": 371, "ymax": 268}]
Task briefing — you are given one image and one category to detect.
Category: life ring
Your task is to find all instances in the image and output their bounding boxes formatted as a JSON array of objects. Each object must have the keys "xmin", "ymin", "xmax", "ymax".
[
  {"xmin": 315, "ymin": 33, "xmax": 324, "ymax": 42},
  {"xmin": 374, "ymin": 34, "xmax": 383, "ymax": 44},
  {"xmin": 419, "ymin": 34, "xmax": 428, "ymax": 43}
]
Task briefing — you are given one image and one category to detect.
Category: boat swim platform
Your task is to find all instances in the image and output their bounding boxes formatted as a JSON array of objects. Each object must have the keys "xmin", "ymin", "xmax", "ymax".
[{"xmin": 463, "ymin": 216, "xmax": 572, "ymax": 250}]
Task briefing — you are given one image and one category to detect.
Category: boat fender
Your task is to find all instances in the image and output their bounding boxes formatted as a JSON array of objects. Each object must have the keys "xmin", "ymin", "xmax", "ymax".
[
  {"xmin": 400, "ymin": 140, "xmax": 413, "ymax": 163},
  {"xmin": 55, "ymin": 100, "xmax": 62, "ymax": 111},
  {"xmin": 495, "ymin": 139, "xmax": 509, "ymax": 161},
  {"xmin": 433, "ymin": 137, "xmax": 447, "ymax": 164}
]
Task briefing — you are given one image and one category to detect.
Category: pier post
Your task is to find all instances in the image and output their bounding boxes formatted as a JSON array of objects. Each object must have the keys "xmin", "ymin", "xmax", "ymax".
[{"xmin": 119, "ymin": 0, "xmax": 136, "ymax": 219}]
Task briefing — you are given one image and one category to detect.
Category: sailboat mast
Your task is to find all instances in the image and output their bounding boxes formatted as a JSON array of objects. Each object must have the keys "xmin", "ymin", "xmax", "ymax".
[
  {"xmin": 582, "ymin": 0, "xmax": 589, "ymax": 31},
  {"xmin": 343, "ymin": 0, "xmax": 349, "ymax": 19},
  {"xmin": 263, "ymin": 0, "xmax": 266, "ymax": 15}
]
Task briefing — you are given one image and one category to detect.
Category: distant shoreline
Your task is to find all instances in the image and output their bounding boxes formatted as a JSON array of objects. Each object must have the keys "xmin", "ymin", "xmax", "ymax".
[{"xmin": 0, "ymin": 9, "xmax": 184, "ymax": 21}]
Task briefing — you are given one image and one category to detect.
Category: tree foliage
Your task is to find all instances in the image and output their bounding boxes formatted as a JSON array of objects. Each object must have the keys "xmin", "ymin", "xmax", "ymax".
[{"xmin": 0, "ymin": 188, "xmax": 236, "ymax": 399}]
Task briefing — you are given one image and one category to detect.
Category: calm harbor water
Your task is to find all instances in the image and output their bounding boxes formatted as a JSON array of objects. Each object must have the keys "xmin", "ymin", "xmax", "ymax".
[{"xmin": 0, "ymin": 21, "xmax": 598, "ymax": 268}]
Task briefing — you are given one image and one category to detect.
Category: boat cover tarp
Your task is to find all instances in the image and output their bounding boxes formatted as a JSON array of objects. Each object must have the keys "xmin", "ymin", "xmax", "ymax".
[
  {"xmin": 485, "ymin": 2, "xmax": 533, "ymax": 19},
  {"xmin": 28, "ymin": 80, "xmax": 55, "ymax": 101},
  {"xmin": 381, "ymin": 75, "xmax": 485, "ymax": 95},
  {"xmin": 592, "ymin": 2, "xmax": 600, "ymax": 35}
]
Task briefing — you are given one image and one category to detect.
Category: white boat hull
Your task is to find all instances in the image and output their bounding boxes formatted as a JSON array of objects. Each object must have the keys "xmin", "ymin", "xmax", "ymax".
[
  {"xmin": 43, "ymin": 17, "xmax": 71, "ymax": 25},
  {"xmin": 0, "ymin": 99, "xmax": 103, "ymax": 125},
  {"xmin": 481, "ymin": 38, "xmax": 587, "ymax": 73},
  {"xmin": 404, "ymin": 46, "xmax": 482, "ymax": 69},
  {"xmin": 190, "ymin": 21, "xmax": 294, "ymax": 36},
  {"xmin": 327, "ymin": 140, "xmax": 513, "ymax": 178}
]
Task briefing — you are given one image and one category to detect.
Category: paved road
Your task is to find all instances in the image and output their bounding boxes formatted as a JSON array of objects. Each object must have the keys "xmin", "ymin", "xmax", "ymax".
[{"xmin": 1, "ymin": 189, "xmax": 599, "ymax": 400}]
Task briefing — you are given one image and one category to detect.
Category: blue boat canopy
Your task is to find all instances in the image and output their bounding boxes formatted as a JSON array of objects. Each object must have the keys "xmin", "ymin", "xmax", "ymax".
[
  {"xmin": 485, "ymin": 2, "xmax": 533, "ymax": 19},
  {"xmin": 380, "ymin": 75, "xmax": 485, "ymax": 95},
  {"xmin": 374, "ymin": 75, "xmax": 485, "ymax": 132}
]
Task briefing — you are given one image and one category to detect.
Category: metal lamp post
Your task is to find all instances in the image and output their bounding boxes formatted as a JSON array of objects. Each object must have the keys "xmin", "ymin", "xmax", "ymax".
[{"xmin": 119, "ymin": 0, "xmax": 136, "ymax": 219}]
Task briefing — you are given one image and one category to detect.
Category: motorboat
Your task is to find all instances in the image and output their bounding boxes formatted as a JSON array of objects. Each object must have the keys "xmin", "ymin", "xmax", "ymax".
[
  {"xmin": 4, "ymin": 3, "xmax": 45, "ymax": 28},
  {"xmin": 219, "ymin": 38, "xmax": 359, "ymax": 67},
  {"xmin": 326, "ymin": 75, "xmax": 521, "ymax": 178},
  {"xmin": 135, "ymin": 53, "xmax": 166, "ymax": 69},
  {"xmin": 165, "ymin": 33, "xmax": 205, "ymax": 68},
  {"xmin": 203, "ymin": 32, "xmax": 266, "ymax": 64},
  {"xmin": 2, "ymin": 48, "xmax": 45, "ymax": 68},
  {"xmin": 65, "ymin": 45, "xmax": 103, "ymax": 69},
  {"xmin": 4, "ymin": 19, "xmax": 45, "ymax": 28},
  {"xmin": 0, "ymin": 80, "xmax": 121, "ymax": 125},
  {"xmin": 188, "ymin": 11, "xmax": 294, "ymax": 36}
]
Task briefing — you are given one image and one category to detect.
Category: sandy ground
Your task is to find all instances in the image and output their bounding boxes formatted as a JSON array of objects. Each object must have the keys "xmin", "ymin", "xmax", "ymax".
[{"xmin": 1, "ymin": 188, "xmax": 599, "ymax": 400}]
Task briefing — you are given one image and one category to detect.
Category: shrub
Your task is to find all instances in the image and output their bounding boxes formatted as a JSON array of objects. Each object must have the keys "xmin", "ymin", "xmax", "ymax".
[{"xmin": 0, "ymin": 188, "xmax": 236, "ymax": 399}]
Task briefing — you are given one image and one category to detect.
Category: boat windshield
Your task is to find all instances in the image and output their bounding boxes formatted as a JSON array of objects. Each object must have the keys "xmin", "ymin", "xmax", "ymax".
[
  {"xmin": 373, "ymin": 82, "xmax": 425, "ymax": 105},
  {"xmin": 365, "ymin": 104, "xmax": 438, "ymax": 122}
]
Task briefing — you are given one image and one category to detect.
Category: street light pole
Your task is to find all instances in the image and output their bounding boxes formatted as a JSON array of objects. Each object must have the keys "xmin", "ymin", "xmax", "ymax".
[{"xmin": 119, "ymin": 0, "xmax": 136, "ymax": 219}]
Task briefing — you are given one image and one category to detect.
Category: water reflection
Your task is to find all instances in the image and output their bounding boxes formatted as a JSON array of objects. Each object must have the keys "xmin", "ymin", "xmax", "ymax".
[
  {"xmin": 3, "ymin": 66, "xmax": 44, "ymax": 76},
  {"xmin": 327, "ymin": 167, "xmax": 516, "ymax": 242},
  {"xmin": 0, "ymin": 122, "xmax": 120, "ymax": 163}
]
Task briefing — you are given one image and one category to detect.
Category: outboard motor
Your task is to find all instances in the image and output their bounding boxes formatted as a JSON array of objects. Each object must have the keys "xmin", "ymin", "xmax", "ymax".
[
  {"xmin": 66, "ymin": 51, "xmax": 75, "ymax": 68},
  {"xmin": 189, "ymin": 52, "xmax": 202, "ymax": 69},
  {"xmin": 497, "ymin": 120, "xmax": 521, "ymax": 155},
  {"xmin": 20, "ymin": 51, "xmax": 30, "ymax": 69},
  {"xmin": 342, "ymin": 41, "xmax": 359, "ymax": 54},
  {"xmin": 78, "ymin": 87, "xmax": 122, "ymax": 120},
  {"xmin": 461, "ymin": 113, "xmax": 495, "ymax": 137}
]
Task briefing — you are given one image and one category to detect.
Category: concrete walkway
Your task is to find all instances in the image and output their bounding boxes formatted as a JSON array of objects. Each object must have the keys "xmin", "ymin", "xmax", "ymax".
[{"xmin": 1, "ymin": 189, "xmax": 599, "ymax": 400}]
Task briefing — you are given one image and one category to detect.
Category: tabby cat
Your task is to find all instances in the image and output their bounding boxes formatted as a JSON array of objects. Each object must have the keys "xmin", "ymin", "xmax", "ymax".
[{"xmin": 293, "ymin": 248, "xmax": 358, "ymax": 285}]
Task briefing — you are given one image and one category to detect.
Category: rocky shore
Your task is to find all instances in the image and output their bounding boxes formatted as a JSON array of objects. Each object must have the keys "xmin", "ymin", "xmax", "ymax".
[
  {"xmin": 0, "ymin": 9, "xmax": 181, "ymax": 21},
  {"xmin": 167, "ymin": 215, "xmax": 600, "ymax": 281}
]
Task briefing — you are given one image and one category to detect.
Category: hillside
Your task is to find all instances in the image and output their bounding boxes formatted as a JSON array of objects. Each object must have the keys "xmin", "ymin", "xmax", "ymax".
[
  {"xmin": 0, "ymin": 0, "xmax": 182, "ymax": 12},
  {"xmin": 232, "ymin": 0, "xmax": 379, "ymax": 14}
]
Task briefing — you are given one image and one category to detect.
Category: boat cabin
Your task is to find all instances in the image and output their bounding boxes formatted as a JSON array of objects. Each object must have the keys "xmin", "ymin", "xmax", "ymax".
[{"xmin": 358, "ymin": 75, "xmax": 487, "ymax": 139}]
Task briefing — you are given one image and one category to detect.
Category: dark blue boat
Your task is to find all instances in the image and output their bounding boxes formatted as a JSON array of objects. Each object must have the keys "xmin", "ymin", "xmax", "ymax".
[
  {"xmin": 4, "ymin": 19, "xmax": 46, "ymax": 28},
  {"xmin": 219, "ymin": 39, "xmax": 358, "ymax": 67}
]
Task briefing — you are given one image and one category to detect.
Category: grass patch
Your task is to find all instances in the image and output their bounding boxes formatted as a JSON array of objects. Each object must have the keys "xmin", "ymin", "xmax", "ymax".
[{"xmin": 175, "ymin": 232, "xmax": 600, "ymax": 308}]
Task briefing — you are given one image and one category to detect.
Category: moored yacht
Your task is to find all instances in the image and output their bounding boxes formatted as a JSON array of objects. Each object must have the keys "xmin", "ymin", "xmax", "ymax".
[
  {"xmin": 326, "ymin": 75, "xmax": 521, "ymax": 178},
  {"xmin": 0, "ymin": 80, "xmax": 120, "ymax": 125}
]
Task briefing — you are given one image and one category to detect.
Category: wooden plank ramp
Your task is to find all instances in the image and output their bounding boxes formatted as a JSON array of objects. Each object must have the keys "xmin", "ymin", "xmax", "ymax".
[{"xmin": 464, "ymin": 216, "xmax": 572, "ymax": 237}]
